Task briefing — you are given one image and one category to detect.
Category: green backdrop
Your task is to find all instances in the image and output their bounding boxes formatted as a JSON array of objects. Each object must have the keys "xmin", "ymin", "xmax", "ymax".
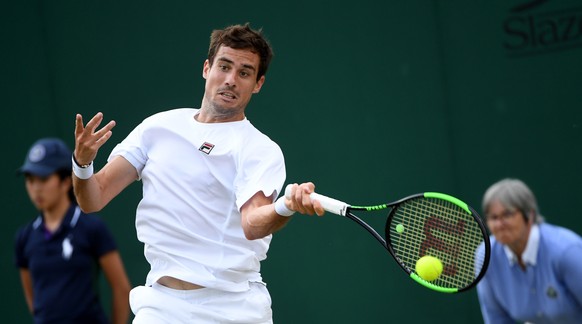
[{"xmin": 2, "ymin": 0, "xmax": 581, "ymax": 323}]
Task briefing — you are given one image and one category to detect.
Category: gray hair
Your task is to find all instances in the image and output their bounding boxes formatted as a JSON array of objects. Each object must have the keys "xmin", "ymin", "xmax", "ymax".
[{"xmin": 482, "ymin": 178, "xmax": 545, "ymax": 224}]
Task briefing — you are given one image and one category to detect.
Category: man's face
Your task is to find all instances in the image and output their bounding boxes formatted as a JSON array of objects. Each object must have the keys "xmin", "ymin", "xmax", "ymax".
[{"xmin": 202, "ymin": 45, "xmax": 265, "ymax": 121}]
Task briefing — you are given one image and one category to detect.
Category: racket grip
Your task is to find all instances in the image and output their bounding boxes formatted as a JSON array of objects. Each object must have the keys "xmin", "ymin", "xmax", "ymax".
[{"xmin": 284, "ymin": 184, "xmax": 350, "ymax": 216}]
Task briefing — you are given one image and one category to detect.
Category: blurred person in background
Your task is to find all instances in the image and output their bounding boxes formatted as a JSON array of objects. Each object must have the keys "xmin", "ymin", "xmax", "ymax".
[
  {"xmin": 14, "ymin": 137, "xmax": 131, "ymax": 324},
  {"xmin": 477, "ymin": 178, "xmax": 582, "ymax": 324}
]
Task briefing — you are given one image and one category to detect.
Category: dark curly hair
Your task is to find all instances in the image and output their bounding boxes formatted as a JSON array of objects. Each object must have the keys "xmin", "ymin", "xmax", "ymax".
[{"xmin": 207, "ymin": 23, "xmax": 274, "ymax": 81}]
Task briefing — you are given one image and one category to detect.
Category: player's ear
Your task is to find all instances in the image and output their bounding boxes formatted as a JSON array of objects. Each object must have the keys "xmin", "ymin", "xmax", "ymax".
[
  {"xmin": 252, "ymin": 75, "xmax": 265, "ymax": 94},
  {"xmin": 524, "ymin": 210, "xmax": 534, "ymax": 224},
  {"xmin": 202, "ymin": 59, "xmax": 210, "ymax": 79},
  {"xmin": 529, "ymin": 210, "xmax": 537, "ymax": 223}
]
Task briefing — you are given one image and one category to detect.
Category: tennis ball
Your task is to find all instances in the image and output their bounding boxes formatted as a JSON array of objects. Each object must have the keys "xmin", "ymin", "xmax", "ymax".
[
  {"xmin": 396, "ymin": 224, "xmax": 404, "ymax": 233},
  {"xmin": 415, "ymin": 255, "xmax": 443, "ymax": 282}
]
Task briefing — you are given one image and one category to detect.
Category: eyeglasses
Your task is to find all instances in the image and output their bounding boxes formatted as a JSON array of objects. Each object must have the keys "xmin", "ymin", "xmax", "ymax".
[{"xmin": 486, "ymin": 210, "xmax": 518, "ymax": 222}]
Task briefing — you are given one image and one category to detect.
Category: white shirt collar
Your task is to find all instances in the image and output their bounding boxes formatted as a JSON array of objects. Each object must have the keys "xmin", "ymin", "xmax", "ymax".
[{"xmin": 503, "ymin": 224, "xmax": 540, "ymax": 266}]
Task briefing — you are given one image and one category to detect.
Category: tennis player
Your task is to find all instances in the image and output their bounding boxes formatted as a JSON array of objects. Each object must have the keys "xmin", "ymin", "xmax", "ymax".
[{"xmin": 72, "ymin": 23, "xmax": 323, "ymax": 323}]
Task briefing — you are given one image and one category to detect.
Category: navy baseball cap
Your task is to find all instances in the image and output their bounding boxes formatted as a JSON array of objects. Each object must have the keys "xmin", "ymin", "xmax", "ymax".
[{"xmin": 19, "ymin": 138, "xmax": 72, "ymax": 177}]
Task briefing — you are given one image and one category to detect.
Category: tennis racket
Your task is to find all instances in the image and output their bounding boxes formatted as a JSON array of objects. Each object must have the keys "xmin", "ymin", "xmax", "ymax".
[{"xmin": 285, "ymin": 185, "xmax": 490, "ymax": 293}]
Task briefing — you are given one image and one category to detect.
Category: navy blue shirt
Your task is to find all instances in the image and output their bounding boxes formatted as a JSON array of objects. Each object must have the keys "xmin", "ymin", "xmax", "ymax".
[{"xmin": 14, "ymin": 204, "xmax": 117, "ymax": 324}]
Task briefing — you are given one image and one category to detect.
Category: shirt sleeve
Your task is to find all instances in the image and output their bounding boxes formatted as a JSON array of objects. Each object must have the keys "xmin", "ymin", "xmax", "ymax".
[
  {"xmin": 235, "ymin": 141, "xmax": 285, "ymax": 209},
  {"xmin": 108, "ymin": 120, "xmax": 147, "ymax": 179},
  {"xmin": 13, "ymin": 227, "xmax": 30, "ymax": 268},
  {"xmin": 557, "ymin": 242, "xmax": 582, "ymax": 307}
]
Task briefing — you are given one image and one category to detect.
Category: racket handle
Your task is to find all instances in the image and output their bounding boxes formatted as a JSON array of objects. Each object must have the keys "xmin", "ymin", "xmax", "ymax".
[{"xmin": 284, "ymin": 184, "xmax": 350, "ymax": 216}]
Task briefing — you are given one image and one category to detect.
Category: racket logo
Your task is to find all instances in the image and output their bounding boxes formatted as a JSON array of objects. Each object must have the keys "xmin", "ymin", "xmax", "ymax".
[{"xmin": 420, "ymin": 216, "xmax": 466, "ymax": 277}]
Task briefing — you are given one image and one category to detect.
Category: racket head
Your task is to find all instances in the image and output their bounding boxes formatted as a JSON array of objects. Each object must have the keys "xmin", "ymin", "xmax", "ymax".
[{"xmin": 384, "ymin": 192, "xmax": 490, "ymax": 293}]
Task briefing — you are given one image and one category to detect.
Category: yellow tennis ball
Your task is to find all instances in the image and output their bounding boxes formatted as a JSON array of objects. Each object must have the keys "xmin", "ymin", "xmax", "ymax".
[
  {"xmin": 415, "ymin": 255, "xmax": 443, "ymax": 282},
  {"xmin": 396, "ymin": 224, "xmax": 404, "ymax": 233}
]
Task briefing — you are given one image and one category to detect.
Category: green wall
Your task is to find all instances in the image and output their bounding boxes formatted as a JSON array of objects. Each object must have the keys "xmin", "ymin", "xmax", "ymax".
[{"xmin": 2, "ymin": 0, "xmax": 581, "ymax": 323}]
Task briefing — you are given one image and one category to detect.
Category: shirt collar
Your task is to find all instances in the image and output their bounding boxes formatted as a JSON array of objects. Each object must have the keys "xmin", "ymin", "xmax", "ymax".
[
  {"xmin": 32, "ymin": 204, "xmax": 81, "ymax": 231},
  {"xmin": 503, "ymin": 224, "xmax": 540, "ymax": 266}
]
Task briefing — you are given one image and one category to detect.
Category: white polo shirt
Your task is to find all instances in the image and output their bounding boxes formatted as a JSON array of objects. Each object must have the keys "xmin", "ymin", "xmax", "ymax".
[{"xmin": 109, "ymin": 108, "xmax": 286, "ymax": 292}]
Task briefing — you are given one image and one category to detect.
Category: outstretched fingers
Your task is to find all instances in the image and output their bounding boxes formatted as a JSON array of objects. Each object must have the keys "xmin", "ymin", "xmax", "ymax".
[
  {"xmin": 74, "ymin": 114, "xmax": 85, "ymax": 137},
  {"xmin": 74, "ymin": 112, "xmax": 116, "ymax": 165}
]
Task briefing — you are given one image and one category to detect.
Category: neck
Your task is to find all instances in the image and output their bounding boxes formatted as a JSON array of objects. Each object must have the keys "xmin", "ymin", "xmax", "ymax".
[
  {"xmin": 43, "ymin": 197, "xmax": 71, "ymax": 232},
  {"xmin": 508, "ymin": 222, "xmax": 533, "ymax": 263},
  {"xmin": 197, "ymin": 99, "xmax": 245, "ymax": 123}
]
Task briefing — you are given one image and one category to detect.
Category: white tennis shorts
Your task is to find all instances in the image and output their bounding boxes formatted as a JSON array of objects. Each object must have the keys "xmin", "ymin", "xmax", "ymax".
[{"xmin": 130, "ymin": 282, "xmax": 273, "ymax": 324}]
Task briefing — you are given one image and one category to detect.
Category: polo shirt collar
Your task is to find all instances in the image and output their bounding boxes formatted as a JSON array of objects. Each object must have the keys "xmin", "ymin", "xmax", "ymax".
[
  {"xmin": 32, "ymin": 204, "xmax": 81, "ymax": 231},
  {"xmin": 503, "ymin": 224, "xmax": 540, "ymax": 266}
]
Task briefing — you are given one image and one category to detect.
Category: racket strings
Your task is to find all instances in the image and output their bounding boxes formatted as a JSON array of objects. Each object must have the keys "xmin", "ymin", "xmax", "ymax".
[{"xmin": 389, "ymin": 198, "xmax": 486, "ymax": 290}]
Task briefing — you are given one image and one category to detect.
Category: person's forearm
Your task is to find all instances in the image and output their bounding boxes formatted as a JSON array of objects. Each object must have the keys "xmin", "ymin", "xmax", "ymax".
[
  {"xmin": 73, "ymin": 156, "xmax": 137, "ymax": 213},
  {"xmin": 73, "ymin": 175, "xmax": 107, "ymax": 212},
  {"xmin": 111, "ymin": 291, "xmax": 130, "ymax": 324},
  {"xmin": 243, "ymin": 203, "xmax": 291, "ymax": 240}
]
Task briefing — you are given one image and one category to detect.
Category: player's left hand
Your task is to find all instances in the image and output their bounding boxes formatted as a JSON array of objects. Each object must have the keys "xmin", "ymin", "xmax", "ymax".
[{"xmin": 74, "ymin": 112, "xmax": 116, "ymax": 165}]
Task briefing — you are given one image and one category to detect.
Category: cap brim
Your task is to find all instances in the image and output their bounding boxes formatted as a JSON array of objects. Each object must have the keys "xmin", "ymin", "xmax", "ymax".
[{"xmin": 18, "ymin": 164, "xmax": 57, "ymax": 177}]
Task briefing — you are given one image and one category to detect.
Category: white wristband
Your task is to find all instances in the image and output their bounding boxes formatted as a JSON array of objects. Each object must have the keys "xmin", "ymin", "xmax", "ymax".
[
  {"xmin": 72, "ymin": 156, "xmax": 94, "ymax": 180},
  {"xmin": 275, "ymin": 196, "xmax": 295, "ymax": 217}
]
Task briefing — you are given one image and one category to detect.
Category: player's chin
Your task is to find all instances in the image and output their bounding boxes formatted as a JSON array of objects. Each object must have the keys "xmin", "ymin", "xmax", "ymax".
[
  {"xmin": 31, "ymin": 200, "xmax": 44, "ymax": 210},
  {"xmin": 493, "ymin": 233, "xmax": 513, "ymax": 245}
]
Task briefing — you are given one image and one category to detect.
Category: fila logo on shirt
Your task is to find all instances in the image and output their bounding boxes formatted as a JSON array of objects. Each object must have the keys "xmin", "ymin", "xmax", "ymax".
[{"xmin": 199, "ymin": 142, "xmax": 215, "ymax": 155}]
